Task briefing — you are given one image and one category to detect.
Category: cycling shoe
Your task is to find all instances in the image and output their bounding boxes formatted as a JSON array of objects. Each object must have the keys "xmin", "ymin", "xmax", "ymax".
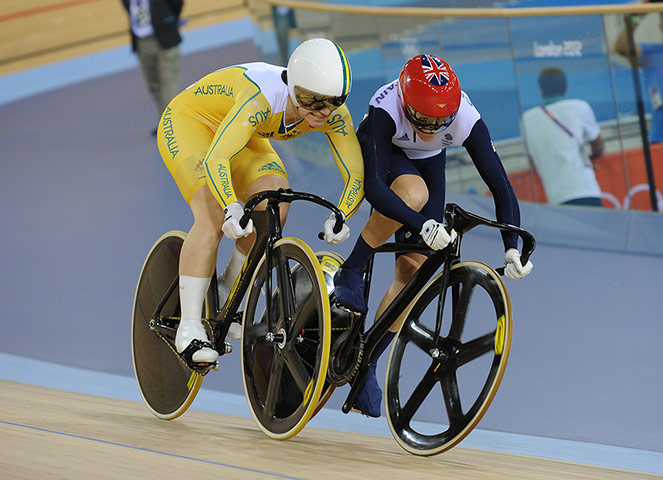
[
  {"xmin": 351, "ymin": 364, "xmax": 382, "ymax": 418},
  {"xmin": 333, "ymin": 266, "xmax": 368, "ymax": 314}
]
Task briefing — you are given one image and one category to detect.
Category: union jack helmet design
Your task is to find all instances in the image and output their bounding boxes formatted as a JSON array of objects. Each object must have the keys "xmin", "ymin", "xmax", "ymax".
[
  {"xmin": 398, "ymin": 54, "xmax": 461, "ymax": 120},
  {"xmin": 421, "ymin": 55, "xmax": 451, "ymax": 87}
]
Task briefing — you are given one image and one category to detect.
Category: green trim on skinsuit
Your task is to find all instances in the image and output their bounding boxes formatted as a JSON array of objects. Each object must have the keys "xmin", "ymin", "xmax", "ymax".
[
  {"xmin": 343, "ymin": 188, "xmax": 362, "ymax": 218},
  {"xmin": 325, "ymin": 132, "xmax": 362, "ymax": 217},
  {"xmin": 203, "ymin": 68, "xmax": 264, "ymax": 207},
  {"xmin": 333, "ymin": 43, "xmax": 351, "ymax": 97},
  {"xmin": 204, "ymin": 91, "xmax": 258, "ymax": 206}
]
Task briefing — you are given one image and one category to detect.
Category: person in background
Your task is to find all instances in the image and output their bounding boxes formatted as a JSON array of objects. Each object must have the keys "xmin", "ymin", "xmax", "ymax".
[
  {"xmin": 121, "ymin": 0, "xmax": 183, "ymax": 135},
  {"xmin": 614, "ymin": 4, "xmax": 663, "ymax": 144},
  {"xmin": 333, "ymin": 54, "xmax": 533, "ymax": 418},
  {"xmin": 272, "ymin": 6, "xmax": 297, "ymax": 66},
  {"xmin": 520, "ymin": 67, "xmax": 605, "ymax": 207},
  {"xmin": 156, "ymin": 38, "xmax": 364, "ymax": 366}
]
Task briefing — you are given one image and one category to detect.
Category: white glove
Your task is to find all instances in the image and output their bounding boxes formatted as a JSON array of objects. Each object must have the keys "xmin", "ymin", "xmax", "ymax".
[
  {"xmin": 222, "ymin": 202, "xmax": 253, "ymax": 240},
  {"xmin": 504, "ymin": 248, "xmax": 533, "ymax": 280},
  {"xmin": 323, "ymin": 212, "xmax": 350, "ymax": 245},
  {"xmin": 420, "ymin": 219, "xmax": 457, "ymax": 250}
]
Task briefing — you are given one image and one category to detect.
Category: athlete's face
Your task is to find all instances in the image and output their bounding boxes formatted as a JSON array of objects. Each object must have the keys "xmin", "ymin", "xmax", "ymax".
[
  {"xmin": 412, "ymin": 124, "xmax": 439, "ymax": 142},
  {"xmin": 298, "ymin": 105, "xmax": 333, "ymax": 128}
]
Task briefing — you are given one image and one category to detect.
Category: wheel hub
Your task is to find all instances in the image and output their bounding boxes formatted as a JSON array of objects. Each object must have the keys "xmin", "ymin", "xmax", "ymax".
[{"xmin": 265, "ymin": 327, "xmax": 287, "ymax": 349}]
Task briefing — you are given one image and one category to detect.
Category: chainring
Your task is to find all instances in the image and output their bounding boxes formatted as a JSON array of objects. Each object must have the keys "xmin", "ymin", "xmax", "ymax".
[{"xmin": 327, "ymin": 329, "xmax": 364, "ymax": 386}]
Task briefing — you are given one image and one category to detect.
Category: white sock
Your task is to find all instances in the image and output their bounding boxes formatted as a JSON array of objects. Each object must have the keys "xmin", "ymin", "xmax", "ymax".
[
  {"xmin": 179, "ymin": 275, "xmax": 212, "ymax": 326},
  {"xmin": 220, "ymin": 245, "xmax": 247, "ymax": 290},
  {"xmin": 219, "ymin": 247, "xmax": 247, "ymax": 341},
  {"xmin": 177, "ymin": 275, "xmax": 218, "ymax": 361}
]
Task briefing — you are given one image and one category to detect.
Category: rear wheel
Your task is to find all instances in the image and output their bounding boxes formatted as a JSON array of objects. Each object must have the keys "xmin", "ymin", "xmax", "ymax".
[
  {"xmin": 131, "ymin": 231, "xmax": 211, "ymax": 420},
  {"xmin": 385, "ymin": 261, "xmax": 512, "ymax": 455},
  {"xmin": 241, "ymin": 238, "xmax": 331, "ymax": 439}
]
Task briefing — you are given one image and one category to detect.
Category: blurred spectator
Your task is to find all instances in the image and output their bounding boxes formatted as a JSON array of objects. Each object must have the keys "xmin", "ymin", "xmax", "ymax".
[
  {"xmin": 272, "ymin": 6, "xmax": 296, "ymax": 66},
  {"xmin": 614, "ymin": 6, "xmax": 663, "ymax": 144},
  {"xmin": 122, "ymin": 0, "xmax": 183, "ymax": 134},
  {"xmin": 521, "ymin": 67, "xmax": 605, "ymax": 207}
]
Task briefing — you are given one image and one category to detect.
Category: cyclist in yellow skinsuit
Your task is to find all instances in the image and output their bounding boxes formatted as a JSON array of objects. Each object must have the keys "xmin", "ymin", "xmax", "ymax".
[{"xmin": 156, "ymin": 38, "xmax": 364, "ymax": 365}]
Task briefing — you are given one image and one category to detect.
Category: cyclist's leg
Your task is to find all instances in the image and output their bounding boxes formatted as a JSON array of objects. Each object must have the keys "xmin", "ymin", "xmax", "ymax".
[
  {"xmin": 176, "ymin": 185, "xmax": 224, "ymax": 362},
  {"xmin": 375, "ymin": 148, "xmax": 447, "ymax": 327},
  {"xmin": 216, "ymin": 140, "xmax": 290, "ymax": 337},
  {"xmin": 335, "ymin": 172, "xmax": 428, "ymax": 314},
  {"xmin": 356, "ymin": 154, "xmax": 448, "ymax": 416},
  {"xmin": 352, "ymin": 251, "xmax": 426, "ymax": 417},
  {"xmin": 157, "ymin": 103, "xmax": 221, "ymax": 363},
  {"xmin": 351, "ymin": 166, "xmax": 438, "ymax": 416},
  {"xmin": 372, "ymin": 150, "xmax": 447, "ymax": 326},
  {"xmin": 224, "ymin": 173, "xmax": 291, "ymax": 339}
]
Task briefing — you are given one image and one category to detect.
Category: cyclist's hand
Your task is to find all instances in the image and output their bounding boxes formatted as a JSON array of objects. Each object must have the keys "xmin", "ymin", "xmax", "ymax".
[
  {"xmin": 504, "ymin": 248, "xmax": 533, "ymax": 280},
  {"xmin": 222, "ymin": 202, "xmax": 253, "ymax": 240},
  {"xmin": 323, "ymin": 212, "xmax": 350, "ymax": 245},
  {"xmin": 420, "ymin": 219, "xmax": 457, "ymax": 250}
]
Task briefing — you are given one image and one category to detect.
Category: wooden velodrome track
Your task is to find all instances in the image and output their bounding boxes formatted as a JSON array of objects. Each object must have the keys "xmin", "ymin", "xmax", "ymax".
[
  {"xmin": 0, "ymin": 1, "xmax": 660, "ymax": 479},
  {"xmin": 2, "ymin": 379, "xmax": 658, "ymax": 480}
]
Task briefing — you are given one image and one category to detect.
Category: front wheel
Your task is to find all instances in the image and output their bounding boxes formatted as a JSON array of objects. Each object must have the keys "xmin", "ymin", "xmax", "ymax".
[
  {"xmin": 385, "ymin": 261, "xmax": 512, "ymax": 455},
  {"xmin": 241, "ymin": 238, "xmax": 331, "ymax": 440}
]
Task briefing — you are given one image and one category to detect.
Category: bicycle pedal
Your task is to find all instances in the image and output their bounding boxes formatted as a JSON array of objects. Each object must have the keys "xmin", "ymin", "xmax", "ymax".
[
  {"xmin": 190, "ymin": 360, "xmax": 218, "ymax": 375},
  {"xmin": 350, "ymin": 407, "xmax": 373, "ymax": 419},
  {"xmin": 335, "ymin": 302, "xmax": 364, "ymax": 317}
]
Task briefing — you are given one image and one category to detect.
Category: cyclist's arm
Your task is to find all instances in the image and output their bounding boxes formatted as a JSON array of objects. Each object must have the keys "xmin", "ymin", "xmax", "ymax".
[
  {"xmin": 204, "ymin": 88, "xmax": 267, "ymax": 207},
  {"xmin": 462, "ymin": 118, "xmax": 519, "ymax": 250},
  {"xmin": 323, "ymin": 106, "xmax": 365, "ymax": 219},
  {"xmin": 361, "ymin": 106, "xmax": 427, "ymax": 230}
]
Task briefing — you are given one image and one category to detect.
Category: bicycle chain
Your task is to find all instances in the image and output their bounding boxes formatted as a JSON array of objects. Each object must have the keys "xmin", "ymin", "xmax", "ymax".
[{"xmin": 327, "ymin": 331, "xmax": 364, "ymax": 387}]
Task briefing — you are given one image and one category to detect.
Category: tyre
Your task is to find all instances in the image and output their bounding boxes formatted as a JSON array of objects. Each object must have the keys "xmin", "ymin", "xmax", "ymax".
[
  {"xmin": 312, "ymin": 250, "xmax": 351, "ymax": 415},
  {"xmin": 241, "ymin": 238, "xmax": 331, "ymax": 439},
  {"xmin": 131, "ymin": 231, "xmax": 210, "ymax": 420},
  {"xmin": 385, "ymin": 261, "xmax": 512, "ymax": 455}
]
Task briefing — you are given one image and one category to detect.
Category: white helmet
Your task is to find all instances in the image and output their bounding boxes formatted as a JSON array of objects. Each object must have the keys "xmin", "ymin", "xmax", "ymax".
[{"xmin": 287, "ymin": 38, "xmax": 352, "ymax": 108}]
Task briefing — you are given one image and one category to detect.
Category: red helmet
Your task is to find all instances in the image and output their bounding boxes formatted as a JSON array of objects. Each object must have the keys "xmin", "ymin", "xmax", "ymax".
[{"xmin": 398, "ymin": 55, "xmax": 461, "ymax": 133}]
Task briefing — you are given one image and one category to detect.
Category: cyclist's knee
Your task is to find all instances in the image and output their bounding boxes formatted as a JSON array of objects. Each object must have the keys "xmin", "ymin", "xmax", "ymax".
[
  {"xmin": 247, "ymin": 174, "xmax": 289, "ymax": 206},
  {"xmin": 196, "ymin": 216, "xmax": 224, "ymax": 242},
  {"xmin": 190, "ymin": 189, "xmax": 225, "ymax": 240},
  {"xmin": 390, "ymin": 175, "xmax": 429, "ymax": 212}
]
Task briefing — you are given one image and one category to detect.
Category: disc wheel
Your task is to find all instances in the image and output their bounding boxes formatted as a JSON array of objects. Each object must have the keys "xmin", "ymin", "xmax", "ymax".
[
  {"xmin": 241, "ymin": 238, "xmax": 331, "ymax": 439},
  {"xmin": 385, "ymin": 261, "xmax": 512, "ymax": 455},
  {"xmin": 131, "ymin": 231, "xmax": 210, "ymax": 419}
]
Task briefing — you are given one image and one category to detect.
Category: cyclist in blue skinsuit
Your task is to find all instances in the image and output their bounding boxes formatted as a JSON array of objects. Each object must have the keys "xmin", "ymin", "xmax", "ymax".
[{"xmin": 333, "ymin": 54, "xmax": 534, "ymax": 418}]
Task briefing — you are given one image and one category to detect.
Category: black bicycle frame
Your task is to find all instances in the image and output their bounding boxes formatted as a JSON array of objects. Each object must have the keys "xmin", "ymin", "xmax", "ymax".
[
  {"xmin": 341, "ymin": 202, "xmax": 535, "ymax": 414},
  {"xmin": 151, "ymin": 189, "xmax": 343, "ymax": 357}
]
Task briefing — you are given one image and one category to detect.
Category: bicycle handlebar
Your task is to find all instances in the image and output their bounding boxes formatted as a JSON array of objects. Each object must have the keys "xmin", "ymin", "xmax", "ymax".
[
  {"xmin": 443, "ymin": 202, "xmax": 536, "ymax": 270},
  {"xmin": 238, "ymin": 188, "xmax": 343, "ymax": 233}
]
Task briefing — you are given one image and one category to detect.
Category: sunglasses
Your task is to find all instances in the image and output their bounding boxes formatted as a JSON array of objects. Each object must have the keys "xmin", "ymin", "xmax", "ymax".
[
  {"xmin": 294, "ymin": 85, "xmax": 347, "ymax": 111},
  {"xmin": 405, "ymin": 104, "xmax": 457, "ymax": 134}
]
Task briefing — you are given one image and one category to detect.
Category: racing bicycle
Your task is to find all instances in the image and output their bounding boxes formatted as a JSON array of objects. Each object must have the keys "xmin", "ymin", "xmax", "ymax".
[
  {"xmin": 323, "ymin": 202, "xmax": 535, "ymax": 456},
  {"xmin": 131, "ymin": 188, "xmax": 346, "ymax": 439},
  {"xmin": 132, "ymin": 190, "xmax": 535, "ymax": 456}
]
